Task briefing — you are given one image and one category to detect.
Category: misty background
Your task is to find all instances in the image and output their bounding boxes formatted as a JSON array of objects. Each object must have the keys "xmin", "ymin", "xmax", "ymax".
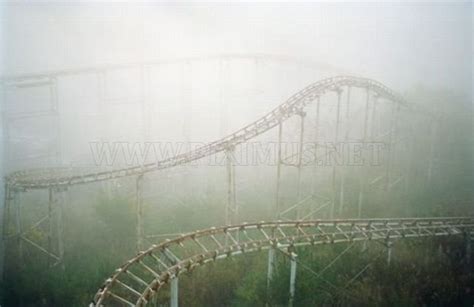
[
  {"xmin": 0, "ymin": 2, "xmax": 473, "ymax": 306},
  {"xmin": 1, "ymin": 2, "xmax": 472, "ymax": 170}
]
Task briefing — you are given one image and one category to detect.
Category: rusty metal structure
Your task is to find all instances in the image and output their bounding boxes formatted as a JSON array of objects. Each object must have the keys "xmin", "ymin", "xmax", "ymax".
[
  {"xmin": 93, "ymin": 218, "xmax": 474, "ymax": 306},
  {"xmin": 1, "ymin": 54, "xmax": 346, "ymax": 267},
  {"xmin": 0, "ymin": 54, "xmax": 461, "ymax": 306}
]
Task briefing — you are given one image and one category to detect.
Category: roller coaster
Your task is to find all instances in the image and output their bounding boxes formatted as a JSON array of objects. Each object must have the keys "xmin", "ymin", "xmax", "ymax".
[
  {"xmin": 1, "ymin": 55, "xmax": 471, "ymax": 306},
  {"xmin": 93, "ymin": 218, "xmax": 474, "ymax": 306},
  {"xmin": 5, "ymin": 75, "xmax": 403, "ymax": 189}
]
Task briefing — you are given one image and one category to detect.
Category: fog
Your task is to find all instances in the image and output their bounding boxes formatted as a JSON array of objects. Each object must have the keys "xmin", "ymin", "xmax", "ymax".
[
  {"xmin": 0, "ymin": 2, "xmax": 472, "ymax": 306},
  {"xmin": 1, "ymin": 3, "xmax": 471, "ymax": 89}
]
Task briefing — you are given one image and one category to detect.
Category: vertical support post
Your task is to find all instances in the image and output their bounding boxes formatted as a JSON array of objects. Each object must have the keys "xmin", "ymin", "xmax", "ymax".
[
  {"xmin": 140, "ymin": 64, "xmax": 150, "ymax": 139},
  {"xmin": 357, "ymin": 181, "xmax": 364, "ymax": 219},
  {"xmin": 404, "ymin": 132, "xmax": 415, "ymax": 195},
  {"xmin": 296, "ymin": 111, "xmax": 305, "ymax": 218},
  {"xmin": 97, "ymin": 70, "xmax": 105, "ymax": 108},
  {"xmin": 97, "ymin": 70, "xmax": 107, "ymax": 138},
  {"xmin": 344, "ymin": 86, "xmax": 351, "ymax": 140},
  {"xmin": 13, "ymin": 190, "xmax": 22, "ymax": 261},
  {"xmin": 48, "ymin": 188, "xmax": 54, "ymax": 267},
  {"xmin": 170, "ymin": 277, "xmax": 178, "ymax": 307},
  {"xmin": 57, "ymin": 189, "xmax": 64, "ymax": 268},
  {"xmin": 97, "ymin": 71, "xmax": 113, "ymax": 198},
  {"xmin": 136, "ymin": 174, "xmax": 144, "ymax": 251},
  {"xmin": 0, "ymin": 184, "xmax": 10, "ymax": 280},
  {"xmin": 0, "ymin": 83, "xmax": 6, "ymax": 281},
  {"xmin": 331, "ymin": 89, "xmax": 342, "ymax": 218},
  {"xmin": 181, "ymin": 62, "xmax": 192, "ymax": 144},
  {"xmin": 288, "ymin": 252, "xmax": 297, "ymax": 307},
  {"xmin": 387, "ymin": 240, "xmax": 393, "ymax": 266},
  {"xmin": 339, "ymin": 86, "xmax": 350, "ymax": 214},
  {"xmin": 385, "ymin": 104, "xmax": 400, "ymax": 191},
  {"xmin": 358, "ymin": 88, "xmax": 371, "ymax": 218},
  {"xmin": 50, "ymin": 76, "xmax": 61, "ymax": 164},
  {"xmin": 267, "ymin": 247, "xmax": 275, "ymax": 302},
  {"xmin": 218, "ymin": 59, "xmax": 228, "ymax": 138},
  {"xmin": 438, "ymin": 243, "xmax": 444, "ymax": 258},
  {"xmin": 2, "ymin": 184, "xmax": 10, "ymax": 237},
  {"xmin": 2, "ymin": 88, "xmax": 10, "ymax": 170},
  {"xmin": 311, "ymin": 97, "xmax": 320, "ymax": 219},
  {"xmin": 275, "ymin": 121, "xmax": 283, "ymax": 219},
  {"xmin": 225, "ymin": 146, "xmax": 236, "ymax": 225},
  {"xmin": 363, "ymin": 87, "xmax": 370, "ymax": 141},
  {"xmin": 427, "ymin": 118, "xmax": 437, "ymax": 185},
  {"xmin": 370, "ymin": 95, "xmax": 378, "ymax": 140},
  {"xmin": 465, "ymin": 231, "xmax": 471, "ymax": 265},
  {"xmin": 253, "ymin": 56, "xmax": 262, "ymax": 97},
  {"xmin": 334, "ymin": 89, "xmax": 342, "ymax": 141},
  {"xmin": 232, "ymin": 154, "xmax": 237, "ymax": 223},
  {"xmin": 180, "ymin": 62, "xmax": 192, "ymax": 194}
]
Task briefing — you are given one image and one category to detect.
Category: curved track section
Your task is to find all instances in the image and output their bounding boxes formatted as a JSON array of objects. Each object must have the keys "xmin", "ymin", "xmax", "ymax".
[
  {"xmin": 7, "ymin": 76, "xmax": 406, "ymax": 190},
  {"xmin": 93, "ymin": 217, "xmax": 473, "ymax": 306}
]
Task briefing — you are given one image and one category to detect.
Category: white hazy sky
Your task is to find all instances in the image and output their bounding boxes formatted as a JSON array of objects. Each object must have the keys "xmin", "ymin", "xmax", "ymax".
[{"xmin": 0, "ymin": 2, "xmax": 472, "ymax": 95}]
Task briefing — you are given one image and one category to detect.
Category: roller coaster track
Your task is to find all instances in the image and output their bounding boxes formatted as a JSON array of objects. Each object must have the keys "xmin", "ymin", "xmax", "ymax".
[
  {"xmin": 3, "ymin": 63, "xmax": 464, "ymax": 306},
  {"xmin": 1, "ymin": 53, "xmax": 342, "ymax": 83},
  {"xmin": 6, "ymin": 75, "xmax": 406, "ymax": 190},
  {"xmin": 93, "ymin": 217, "xmax": 474, "ymax": 306}
]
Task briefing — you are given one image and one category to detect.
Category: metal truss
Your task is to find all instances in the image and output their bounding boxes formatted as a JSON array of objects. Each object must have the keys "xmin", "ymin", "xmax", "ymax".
[
  {"xmin": 1, "ymin": 74, "xmax": 416, "ymax": 279},
  {"xmin": 1, "ymin": 55, "xmax": 453, "ymax": 307},
  {"xmin": 6, "ymin": 76, "xmax": 406, "ymax": 190},
  {"xmin": 93, "ymin": 217, "xmax": 474, "ymax": 306},
  {"xmin": 2, "ymin": 186, "xmax": 65, "ymax": 266},
  {"xmin": 2, "ymin": 75, "xmax": 421, "ymax": 272},
  {"xmin": 1, "ymin": 53, "xmax": 342, "ymax": 84}
]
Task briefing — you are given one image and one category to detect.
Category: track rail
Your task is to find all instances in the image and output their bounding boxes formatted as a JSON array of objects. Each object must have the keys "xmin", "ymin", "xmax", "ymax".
[
  {"xmin": 1, "ymin": 53, "xmax": 342, "ymax": 83},
  {"xmin": 93, "ymin": 217, "xmax": 473, "ymax": 306},
  {"xmin": 6, "ymin": 75, "xmax": 406, "ymax": 190}
]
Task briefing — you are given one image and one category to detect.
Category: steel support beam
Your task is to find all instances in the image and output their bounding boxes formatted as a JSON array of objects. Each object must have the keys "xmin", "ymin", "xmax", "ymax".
[
  {"xmin": 363, "ymin": 87, "xmax": 370, "ymax": 140},
  {"xmin": 136, "ymin": 175, "xmax": 144, "ymax": 251},
  {"xmin": 296, "ymin": 111, "xmax": 306, "ymax": 218},
  {"xmin": 57, "ymin": 189, "xmax": 64, "ymax": 268},
  {"xmin": 0, "ymin": 184, "xmax": 7, "ymax": 281},
  {"xmin": 289, "ymin": 252, "xmax": 297, "ymax": 307},
  {"xmin": 170, "ymin": 277, "xmax": 178, "ymax": 307},
  {"xmin": 357, "ymin": 169, "xmax": 366, "ymax": 219},
  {"xmin": 404, "ymin": 134, "xmax": 416, "ymax": 195},
  {"xmin": 225, "ymin": 147, "xmax": 237, "ymax": 225},
  {"xmin": 0, "ymin": 84, "xmax": 6, "ymax": 281},
  {"xmin": 311, "ymin": 97, "xmax": 320, "ymax": 219},
  {"xmin": 358, "ymin": 88, "xmax": 371, "ymax": 218},
  {"xmin": 385, "ymin": 104, "xmax": 400, "ymax": 191},
  {"xmin": 339, "ymin": 86, "xmax": 350, "ymax": 215},
  {"xmin": 140, "ymin": 64, "xmax": 151, "ymax": 139},
  {"xmin": 275, "ymin": 121, "xmax": 283, "ymax": 218},
  {"xmin": 2, "ymin": 185, "xmax": 11, "ymax": 239},
  {"xmin": 50, "ymin": 77, "xmax": 61, "ymax": 164},
  {"xmin": 13, "ymin": 190, "xmax": 22, "ymax": 261},
  {"xmin": 181, "ymin": 62, "xmax": 192, "ymax": 144},
  {"xmin": 427, "ymin": 119, "xmax": 437, "ymax": 185},
  {"xmin": 370, "ymin": 95, "xmax": 378, "ymax": 140},
  {"xmin": 331, "ymin": 89, "xmax": 342, "ymax": 219},
  {"xmin": 267, "ymin": 247, "xmax": 275, "ymax": 303},
  {"xmin": 48, "ymin": 188, "xmax": 54, "ymax": 267},
  {"xmin": 465, "ymin": 231, "xmax": 471, "ymax": 265},
  {"xmin": 48, "ymin": 188, "xmax": 64, "ymax": 267},
  {"xmin": 387, "ymin": 240, "xmax": 393, "ymax": 266},
  {"xmin": 218, "ymin": 59, "xmax": 229, "ymax": 137}
]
